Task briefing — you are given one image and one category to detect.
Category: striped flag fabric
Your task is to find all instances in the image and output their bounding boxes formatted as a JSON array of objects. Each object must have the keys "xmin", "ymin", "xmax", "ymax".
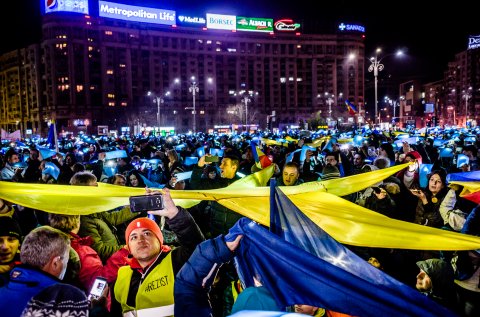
[
  {"xmin": 250, "ymin": 141, "xmax": 273, "ymax": 169},
  {"xmin": 228, "ymin": 181, "xmax": 455, "ymax": 317},
  {"xmin": 345, "ymin": 99, "xmax": 357, "ymax": 115}
]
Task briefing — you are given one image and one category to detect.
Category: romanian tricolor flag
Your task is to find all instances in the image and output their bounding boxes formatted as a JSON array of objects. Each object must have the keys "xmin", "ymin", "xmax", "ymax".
[
  {"xmin": 345, "ymin": 99, "xmax": 357, "ymax": 116},
  {"xmin": 250, "ymin": 141, "xmax": 273, "ymax": 169},
  {"xmin": 447, "ymin": 171, "xmax": 480, "ymax": 204}
]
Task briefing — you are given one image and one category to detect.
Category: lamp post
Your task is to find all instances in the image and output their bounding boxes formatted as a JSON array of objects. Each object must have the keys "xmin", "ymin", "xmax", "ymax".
[
  {"xmin": 325, "ymin": 92, "xmax": 334, "ymax": 120},
  {"xmin": 368, "ymin": 48, "xmax": 403, "ymax": 125},
  {"xmin": 463, "ymin": 87, "xmax": 472, "ymax": 127},
  {"xmin": 148, "ymin": 91, "xmax": 170, "ymax": 131},
  {"xmin": 384, "ymin": 96, "xmax": 398, "ymax": 120},
  {"xmin": 189, "ymin": 81, "xmax": 199, "ymax": 133},
  {"xmin": 241, "ymin": 95, "xmax": 251, "ymax": 131},
  {"xmin": 230, "ymin": 89, "xmax": 257, "ymax": 131}
]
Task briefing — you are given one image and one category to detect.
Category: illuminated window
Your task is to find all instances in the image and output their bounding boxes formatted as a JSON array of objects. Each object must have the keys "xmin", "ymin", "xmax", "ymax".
[
  {"xmin": 107, "ymin": 93, "xmax": 115, "ymax": 99},
  {"xmin": 105, "ymin": 31, "xmax": 113, "ymax": 35},
  {"xmin": 88, "ymin": 46, "xmax": 93, "ymax": 51},
  {"xmin": 76, "ymin": 85, "xmax": 84, "ymax": 92},
  {"xmin": 108, "ymin": 102, "xmax": 115, "ymax": 107},
  {"xmin": 121, "ymin": 102, "xmax": 127, "ymax": 107},
  {"xmin": 106, "ymin": 69, "xmax": 114, "ymax": 75},
  {"xmin": 200, "ymin": 110, "xmax": 205, "ymax": 114},
  {"xmin": 119, "ymin": 64, "xmax": 126, "ymax": 68}
]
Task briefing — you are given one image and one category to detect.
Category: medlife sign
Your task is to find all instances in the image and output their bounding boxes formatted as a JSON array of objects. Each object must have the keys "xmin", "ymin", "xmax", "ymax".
[
  {"xmin": 206, "ymin": 13, "xmax": 236, "ymax": 30},
  {"xmin": 468, "ymin": 35, "xmax": 480, "ymax": 50},
  {"xmin": 98, "ymin": 1, "xmax": 176, "ymax": 26}
]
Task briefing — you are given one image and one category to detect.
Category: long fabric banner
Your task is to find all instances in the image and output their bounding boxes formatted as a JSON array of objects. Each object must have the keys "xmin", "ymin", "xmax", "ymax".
[
  {"xmin": 1, "ymin": 163, "xmax": 480, "ymax": 250},
  {"xmin": 231, "ymin": 186, "xmax": 454, "ymax": 317}
]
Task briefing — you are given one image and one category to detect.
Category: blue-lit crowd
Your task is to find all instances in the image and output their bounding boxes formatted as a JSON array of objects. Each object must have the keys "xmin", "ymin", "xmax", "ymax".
[{"xmin": 0, "ymin": 126, "xmax": 479, "ymax": 317}]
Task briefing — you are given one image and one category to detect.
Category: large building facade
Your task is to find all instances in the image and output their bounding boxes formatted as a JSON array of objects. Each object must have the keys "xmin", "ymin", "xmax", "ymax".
[{"xmin": 0, "ymin": 1, "xmax": 365, "ymax": 135}]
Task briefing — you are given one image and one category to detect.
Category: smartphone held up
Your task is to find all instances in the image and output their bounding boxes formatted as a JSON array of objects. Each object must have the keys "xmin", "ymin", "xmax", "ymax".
[
  {"xmin": 129, "ymin": 194, "xmax": 164, "ymax": 213},
  {"xmin": 205, "ymin": 155, "xmax": 219, "ymax": 163},
  {"xmin": 88, "ymin": 277, "xmax": 108, "ymax": 302}
]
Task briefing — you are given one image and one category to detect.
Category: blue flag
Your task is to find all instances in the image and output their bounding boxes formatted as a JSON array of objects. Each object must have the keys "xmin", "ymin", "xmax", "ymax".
[
  {"xmin": 230, "ymin": 182, "xmax": 454, "ymax": 316},
  {"xmin": 46, "ymin": 122, "xmax": 56, "ymax": 149},
  {"xmin": 36, "ymin": 145, "xmax": 57, "ymax": 160}
]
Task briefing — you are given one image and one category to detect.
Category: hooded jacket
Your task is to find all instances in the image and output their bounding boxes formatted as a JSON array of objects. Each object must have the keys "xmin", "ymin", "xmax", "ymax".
[
  {"xmin": 0, "ymin": 265, "xmax": 60, "ymax": 317},
  {"xmin": 416, "ymin": 259, "xmax": 458, "ymax": 312}
]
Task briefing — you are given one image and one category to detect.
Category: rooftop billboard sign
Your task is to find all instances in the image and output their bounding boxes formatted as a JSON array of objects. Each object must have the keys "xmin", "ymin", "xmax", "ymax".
[
  {"xmin": 206, "ymin": 13, "xmax": 236, "ymax": 30},
  {"xmin": 98, "ymin": 1, "xmax": 175, "ymax": 26},
  {"xmin": 236, "ymin": 17, "xmax": 273, "ymax": 32},
  {"xmin": 177, "ymin": 14, "xmax": 206, "ymax": 27},
  {"xmin": 274, "ymin": 19, "xmax": 301, "ymax": 32},
  {"xmin": 338, "ymin": 23, "xmax": 365, "ymax": 33},
  {"xmin": 468, "ymin": 35, "xmax": 480, "ymax": 50},
  {"xmin": 43, "ymin": 0, "xmax": 89, "ymax": 15}
]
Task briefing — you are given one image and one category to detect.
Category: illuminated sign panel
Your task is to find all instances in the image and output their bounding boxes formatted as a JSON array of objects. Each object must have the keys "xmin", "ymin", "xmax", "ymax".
[
  {"xmin": 43, "ymin": 0, "xmax": 89, "ymax": 15},
  {"xmin": 177, "ymin": 14, "xmax": 206, "ymax": 26},
  {"xmin": 98, "ymin": 1, "xmax": 175, "ymax": 25},
  {"xmin": 236, "ymin": 17, "xmax": 273, "ymax": 32},
  {"xmin": 206, "ymin": 13, "xmax": 236, "ymax": 30},
  {"xmin": 338, "ymin": 23, "xmax": 366, "ymax": 33},
  {"xmin": 468, "ymin": 35, "xmax": 480, "ymax": 50},
  {"xmin": 274, "ymin": 19, "xmax": 301, "ymax": 32}
]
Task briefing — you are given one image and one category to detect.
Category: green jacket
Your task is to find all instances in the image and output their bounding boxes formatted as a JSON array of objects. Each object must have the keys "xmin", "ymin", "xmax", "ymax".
[{"xmin": 78, "ymin": 206, "xmax": 138, "ymax": 263}]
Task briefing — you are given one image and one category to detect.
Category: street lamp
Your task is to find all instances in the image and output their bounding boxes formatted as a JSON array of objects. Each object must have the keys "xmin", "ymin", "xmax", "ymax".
[
  {"xmin": 368, "ymin": 48, "xmax": 404, "ymax": 125},
  {"xmin": 188, "ymin": 78, "xmax": 199, "ymax": 133},
  {"xmin": 384, "ymin": 96, "xmax": 398, "ymax": 120},
  {"xmin": 147, "ymin": 91, "xmax": 170, "ymax": 130},
  {"xmin": 241, "ymin": 95, "xmax": 251, "ymax": 130},
  {"xmin": 230, "ymin": 89, "xmax": 257, "ymax": 131},
  {"xmin": 462, "ymin": 87, "xmax": 472, "ymax": 127},
  {"xmin": 325, "ymin": 92, "xmax": 334, "ymax": 120}
]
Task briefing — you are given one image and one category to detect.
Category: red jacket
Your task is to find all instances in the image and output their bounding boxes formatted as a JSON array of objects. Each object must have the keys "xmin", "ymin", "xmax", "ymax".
[{"xmin": 70, "ymin": 232, "xmax": 128, "ymax": 291}]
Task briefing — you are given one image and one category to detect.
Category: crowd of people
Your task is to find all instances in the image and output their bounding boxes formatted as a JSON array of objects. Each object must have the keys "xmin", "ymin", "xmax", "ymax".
[{"xmin": 1, "ymin": 126, "xmax": 480, "ymax": 316}]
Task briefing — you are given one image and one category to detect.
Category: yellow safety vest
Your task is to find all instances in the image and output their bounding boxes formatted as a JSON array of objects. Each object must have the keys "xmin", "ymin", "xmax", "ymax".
[{"xmin": 115, "ymin": 252, "xmax": 175, "ymax": 317}]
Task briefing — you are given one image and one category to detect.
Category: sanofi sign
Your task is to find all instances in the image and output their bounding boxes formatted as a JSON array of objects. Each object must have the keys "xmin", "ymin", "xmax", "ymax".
[
  {"xmin": 206, "ymin": 13, "xmax": 236, "ymax": 30},
  {"xmin": 98, "ymin": 1, "xmax": 175, "ymax": 25},
  {"xmin": 338, "ymin": 23, "xmax": 365, "ymax": 33},
  {"xmin": 43, "ymin": 0, "xmax": 89, "ymax": 15}
]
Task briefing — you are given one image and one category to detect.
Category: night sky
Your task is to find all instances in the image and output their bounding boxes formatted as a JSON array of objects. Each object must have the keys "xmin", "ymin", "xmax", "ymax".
[{"xmin": 3, "ymin": 0, "xmax": 479, "ymax": 83}]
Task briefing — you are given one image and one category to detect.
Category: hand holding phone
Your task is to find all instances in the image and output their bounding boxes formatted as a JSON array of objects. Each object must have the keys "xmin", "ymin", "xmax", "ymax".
[
  {"xmin": 205, "ymin": 155, "xmax": 219, "ymax": 163},
  {"xmin": 129, "ymin": 194, "xmax": 164, "ymax": 213},
  {"xmin": 144, "ymin": 188, "xmax": 179, "ymax": 219},
  {"xmin": 88, "ymin": 277, "xmax": 108, "ymax": 302}
]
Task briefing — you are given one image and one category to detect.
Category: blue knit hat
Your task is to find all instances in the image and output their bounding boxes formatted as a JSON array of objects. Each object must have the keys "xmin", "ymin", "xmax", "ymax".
[
  {"xmin": 21, "ymin": 283, "xmax": 89, "ymax": 317},
  {"xmin": 231, "ymin": 286, "xmax": 281, "ymax": 314}
]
